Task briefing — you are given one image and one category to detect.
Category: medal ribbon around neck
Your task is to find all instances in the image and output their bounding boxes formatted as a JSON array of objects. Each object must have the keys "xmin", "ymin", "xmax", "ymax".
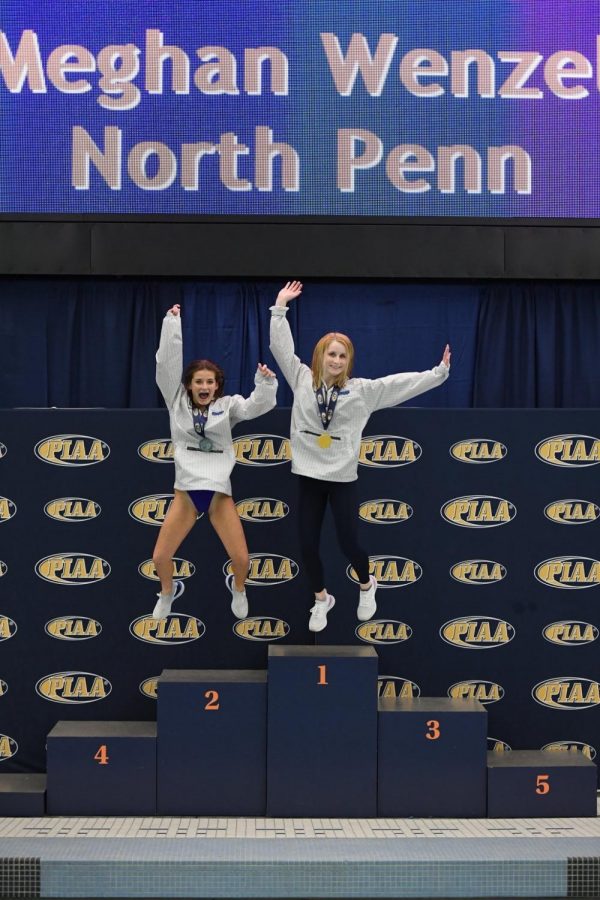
[
  {"xmin": 192, "ymin": 406, "xmax": 214, "ymax": 452},
  {"xmin": 315, "ymin": 384, "xmax": 339, "ymax": 448}
]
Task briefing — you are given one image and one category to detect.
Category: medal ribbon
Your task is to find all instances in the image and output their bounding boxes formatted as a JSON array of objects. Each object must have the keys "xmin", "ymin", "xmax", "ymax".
[
  {"xmin": 192, "ymin": 408, "xmax": 208, "ymax": 439},
  {"xmin": 315, "ymin": 385, "xmax": 339, "ymax": 431}
]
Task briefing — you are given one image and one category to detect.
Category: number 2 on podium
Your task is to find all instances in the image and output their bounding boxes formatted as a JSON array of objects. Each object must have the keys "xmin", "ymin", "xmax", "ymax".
[
  {"xmin": 317, "ymin": 665, "xmax": 328, "ymax": 685},
  {"xmin": 204, "ymin": 690, "xmax": 220, "ymax": 710}
]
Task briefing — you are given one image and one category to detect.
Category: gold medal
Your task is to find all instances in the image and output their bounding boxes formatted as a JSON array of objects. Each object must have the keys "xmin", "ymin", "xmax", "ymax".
[{"xmin": 317, "ymin": 433, "xmax": 333, "ymax": 449}]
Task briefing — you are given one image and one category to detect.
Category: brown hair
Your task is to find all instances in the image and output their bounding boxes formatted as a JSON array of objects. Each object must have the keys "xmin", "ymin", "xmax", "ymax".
[
  {"xmin": 310, "ymin": 333, "xmax": 354, "ymax": 390},
  {"xmin": 183, "ymin": 360, "xmax": 225, "ymax": 403}
]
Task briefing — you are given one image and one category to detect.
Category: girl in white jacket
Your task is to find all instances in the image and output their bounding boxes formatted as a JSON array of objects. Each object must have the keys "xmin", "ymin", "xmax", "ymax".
[
  {"xmin": 270, "ymin": 282, "xmax": 450, "ymax": 632},
  {"xmin": 152, "ymin": 304, "xmax": 277, "ymax": 621}
]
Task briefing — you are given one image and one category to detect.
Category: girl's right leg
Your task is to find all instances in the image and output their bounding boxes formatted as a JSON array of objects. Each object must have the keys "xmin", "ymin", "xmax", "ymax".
[
  {"xmin": 297, "ymin": 476, "xmax": 335, "ymax": 631},
  {"xmin": 152, "ymin": 489, "xmax": 197, "ymax": 615}
]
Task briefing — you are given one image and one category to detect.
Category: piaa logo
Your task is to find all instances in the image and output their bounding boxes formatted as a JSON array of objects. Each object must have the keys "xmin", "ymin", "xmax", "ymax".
[
  {"xmin": 450, "ymin": 560, "xmax": 506, "ymax": 585},
  {"xmin": 0, "ymin": 443, "xmax": 6, "ymax": 459},
  {"xmin": 450, "ymin": 439, "xmax": 507, "ymax": 464},
  {"xmin": 0, "ymin": 562, "xmax": 6, "ymax": 578},
  {"xmin": 224, "ymin": 553, "xmax": 298, "ymax": 586},
  {"xmin": 233, "ymin": 617, "xmax": 290, "ymax": 641},
  {"xmin": 544, "ymin": 499, "xmax": 600, "ymax": 525},
  {"xmin": 233, "ymin": 434, "xmax": 290, "ymax": 466},
  {"xmin": 130, "ymin": 614, "xmax": 205, "ymax": 644},
  {"xmin": 535, "ymin": 557, "xmax": 600, "ymax": 590},
  {"xmin": 0, "ymin": 735, "xmax": 17, "ymax": 760},
  {"xmin": 441, "ymin": 495, "xmax": 516, "ymax": 528},
  {"xmin": 0, "ymin": 497, "xmax": 16, "ymax": 524},
  {"xmin": 44, "ymin": 497, "xmax": 101, "ymax": 523},
  {"xmin": 542, "ymin": 621, "xmax": 598, "ymax": 647},
  {"xmin": 532, "ymin": 677, "xmax": 600, "ymax": 710},
  {"xmin": 377, "ymin": 675, "xmax": 420, "ymax": 700},
  {"xmin": 34, "ymin": 434, "xmax": 110, "ymax": 466},
  {"xmin": 236, "ymin": 498, "xmax": 289, "ymax": 523},
  {"xmin": 542, "ymin": 741, "xmax": 596, "ymax": 761},
  {"xmin": 536, "ymin": 434, "xmax": 600, "ymax": 467},
  {"xmin": 35, "ymin": 554, "xmax": 110, "ymax": 585},
  {"xmin": 0, "ymin": 617, "xmax": 17, "ymax": 641},
  {"xmin": 356, "ymin": 620, "xmax": 413, "ymax": 645},
  {"xmin": 139, "ymin": 677, "xmax": 158, "ymax": 700},
  {"xmin": 45, "ymin": 616, "xmax": 102, "ymax": 641},
  {"xmin": 359, "ymin": 435, "xmax": 422, "ymax": 468},
  {"xmin": 35, "ymin": 671, "xmax": 112, "ymax": 704},
  {"xmin": 137, "ymin": 438, "xmax": 174, "ymax": 463},
  {"xmin": 129, "ymin": 494, "xmax": 174, "ymax": 525},
  {"xmin": 347, "ymin": 556, "xmax": 422, "ymax": 588},
  {"xmin": 358, "ymin": 499, "xmax": 413, "ymax": 525},
  {"xmin": 0, "ymin": 681, "xmax": 8, "ymax": 697},
  {"xmin": 138, "ymin": 558, "xmax": 195, "ymax": 581},
  {"xmin": 440, "ymin": 616, "xmax": 515, "ymax": 649},
  {"xmin": 488, "ymin": 738, "xmax": 511, "ymax": 753},
  {"xmin": 448, "ymin": 680, "xmax": 505, "ymax": 704}
]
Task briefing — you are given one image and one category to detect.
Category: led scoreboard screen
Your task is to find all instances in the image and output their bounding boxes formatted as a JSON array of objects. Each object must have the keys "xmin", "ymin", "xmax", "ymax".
[{"xmin": 1, "ymin": 0, "xmax": 599, "ymax": 218}]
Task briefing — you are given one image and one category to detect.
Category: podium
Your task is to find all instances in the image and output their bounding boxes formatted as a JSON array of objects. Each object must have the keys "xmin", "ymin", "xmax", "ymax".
[
  {"xmin": 487, "ymin": 750, "xmax": 597, "ymax": 818},
  {"xmin": 267, "ymin": 645, "xmax": 378, "ymax": 817},
  {"xmin": 157, "ymin": 669, "xmax": 267, "ymax": 815},
  {"xmin": 378, "ymin": 697, "xmax": 487, "ymax": 817},
  {"xmin": 46, "ymin": 721, "xmax": 156, "ymax": 815},
  {"xmin": 0, "ymin": 774, "xmax": 46, "ymax": 816}
]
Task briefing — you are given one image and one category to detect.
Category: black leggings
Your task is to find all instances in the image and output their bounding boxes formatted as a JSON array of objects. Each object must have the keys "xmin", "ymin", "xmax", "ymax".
[{"xmin": 297, "ymin": 475, "xmax": 370, "ymax": 593}]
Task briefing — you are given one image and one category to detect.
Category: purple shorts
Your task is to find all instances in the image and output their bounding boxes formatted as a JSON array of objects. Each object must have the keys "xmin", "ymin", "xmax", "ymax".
[{"xmin": 187, "ymin": 490, "xmax": 215, "ymax": 514}]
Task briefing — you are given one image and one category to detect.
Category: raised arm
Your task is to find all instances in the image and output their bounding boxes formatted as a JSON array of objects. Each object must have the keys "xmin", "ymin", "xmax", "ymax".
[
  {"xmin": 229, "ymin": 364, "xmax": 278, "ymax": 425},
  {"xmin": 362, "ymin": 345, "xmax": 451, "ymax": 413},
  {"xmin": 269, "ymin": 280, "xmax": 306, "ymax": 389},
  {"xmin": 156, "ymin": 305, "xmax": 183, "ymax": 408}
]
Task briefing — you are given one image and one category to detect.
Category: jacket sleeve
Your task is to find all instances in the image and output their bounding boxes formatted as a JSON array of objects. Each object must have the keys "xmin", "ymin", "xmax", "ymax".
[
  {"xmin": 269, "ymin": 305, "xmax": 307, "ymax": 389},
  {"xmin": 229, "ymin": 371, "xmax": 279, "ymax": 426},
  {"xmin": 155, "ymin": 314, "xmax": 183, "ymax": 408},
  {"xmin": 361, "ymin": 364, "xmax": 449, "ymax": 413}
]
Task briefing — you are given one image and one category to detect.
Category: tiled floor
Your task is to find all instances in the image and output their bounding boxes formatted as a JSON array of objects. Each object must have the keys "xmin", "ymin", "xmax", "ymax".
[
  {"xmin": 0, "ymin": 814, "xmax": 598, "ymax": 897},
  {"xmin": 0, "ymin": 813, "xmax": 599, "ymax": 839}
]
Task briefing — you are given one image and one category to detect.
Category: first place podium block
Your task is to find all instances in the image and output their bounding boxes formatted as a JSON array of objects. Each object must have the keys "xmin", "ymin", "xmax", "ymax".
[
  {"xmin": 378, "ymin": 697, "xmax": 487, "ymax": 817},
  {"xmin": 267, "ymin": 645, "xmax": 378, "ymax": 817},
  {"xmin": 487, "ymin": 750, "xmax": 597, "ymax": 818},
  {"xmin": 157, "ymin": 669, "xmax": 267, "ymax": 816},
  {"xmin": 46, "ymin": 721, "xmax": 156, "ymax": 815}
]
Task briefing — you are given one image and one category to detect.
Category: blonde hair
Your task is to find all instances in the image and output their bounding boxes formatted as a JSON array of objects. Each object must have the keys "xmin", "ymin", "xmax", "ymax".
[{"xmin": 311, "ymin": 332, "xmax": 354, "ymax": 390}]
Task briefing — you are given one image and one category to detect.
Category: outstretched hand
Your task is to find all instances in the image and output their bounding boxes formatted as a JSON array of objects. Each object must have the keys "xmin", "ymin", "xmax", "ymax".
[
  {"xmin": 275, "ymin": 280, "xmax": 303, "ymax": 307},
  {"xmin": 167, "ymin": 304, "xmax": 181, "ymax": 317},
  {"xmin": 257, "ymin": 363, "xmax": 276, "ymax": 378},
  {"xmin": 441, "ymin": 344, "xmax": 451, "ymax": 368}
]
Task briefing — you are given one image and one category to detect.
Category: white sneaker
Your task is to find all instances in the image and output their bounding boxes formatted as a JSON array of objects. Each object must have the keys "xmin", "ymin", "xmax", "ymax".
[
  {"xmin": 226, "ymin": 573, "xmax": 249, "ymax": 619},
  {"xmin": 357, "ymin": 576, "xmax": 377, "ymax": 621},
  {"xmin": 152, "ymin": 580, "xmax": 185, "ymax": 619},
  {"xmin": 309, "ymin": 594, "xmax": 335, "ymax": 632}
]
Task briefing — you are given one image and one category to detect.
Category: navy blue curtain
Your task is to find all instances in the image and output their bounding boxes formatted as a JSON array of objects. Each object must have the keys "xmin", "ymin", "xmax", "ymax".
[
  {"xmin": 473, "ymin": 283, "xmax": 600, "ymax": 407},
  {"xmin": 2, "ymin": 277, "xmax": 599, "ymax": 409},
  {"xmin": 0, "ymin": 278, "xmax": 477, "ymax": 409}
]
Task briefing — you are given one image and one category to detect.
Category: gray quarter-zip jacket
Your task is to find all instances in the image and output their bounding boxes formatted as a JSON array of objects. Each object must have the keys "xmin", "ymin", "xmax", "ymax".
[
  {"xmin": 269, "ymin": 305, "xmax": 449, "ymax": 483},
  {"xmin": 157, "ymin": 313, "xmax": 278, "ymax": 495}
]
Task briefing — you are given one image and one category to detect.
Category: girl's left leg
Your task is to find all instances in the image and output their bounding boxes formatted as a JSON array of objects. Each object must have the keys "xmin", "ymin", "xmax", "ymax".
[{"xmin": 208, "ymin": 492, "xmax": 250, "ymax": 617}]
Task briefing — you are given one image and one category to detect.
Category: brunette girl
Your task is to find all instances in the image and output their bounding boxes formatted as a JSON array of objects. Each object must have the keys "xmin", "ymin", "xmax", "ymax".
[{"xmin": 152, "ymin": 304, "xmax": 277, "ymax": 620}]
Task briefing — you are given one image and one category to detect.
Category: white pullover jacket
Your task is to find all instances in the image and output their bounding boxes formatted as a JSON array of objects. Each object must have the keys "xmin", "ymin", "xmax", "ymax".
[
  {"xmin": 269, "ymin": 305, "xmax": 449, "ymax": 483},
  {"xmin": 157, "ymin": 313, "xmax": 278, "ymax": 495}
]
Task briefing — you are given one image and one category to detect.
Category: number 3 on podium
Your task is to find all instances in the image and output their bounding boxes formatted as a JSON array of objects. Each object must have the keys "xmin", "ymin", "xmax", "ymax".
[{"xmin": 425, "ymin": 720, "xmax": 441, "ymax": 740}]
